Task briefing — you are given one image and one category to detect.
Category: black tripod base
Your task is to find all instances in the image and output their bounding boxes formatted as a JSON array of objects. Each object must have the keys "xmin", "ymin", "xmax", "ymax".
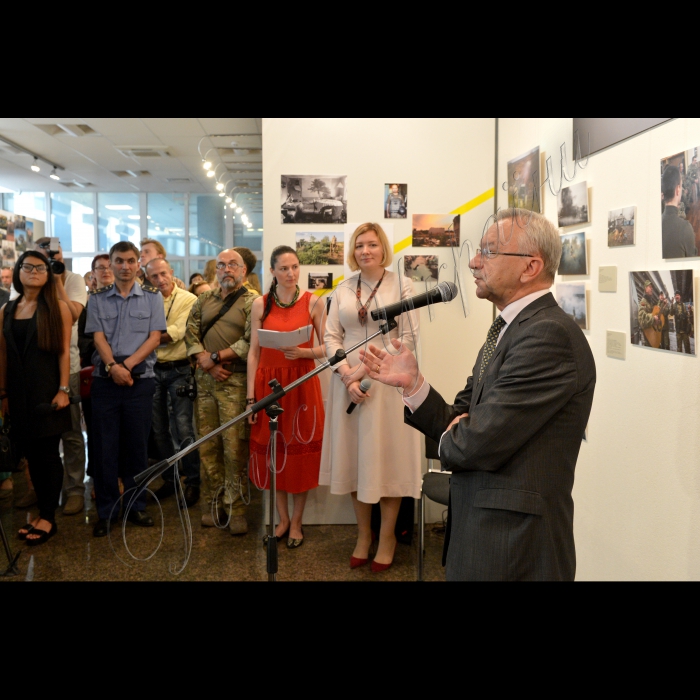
[{"xmin": 1, "ymin": 550, "xmax": 21, "ymax": 577}]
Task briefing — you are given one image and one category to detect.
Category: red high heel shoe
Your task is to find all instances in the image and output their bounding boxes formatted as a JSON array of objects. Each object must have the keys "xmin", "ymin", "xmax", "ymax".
[
  {"xmin": 350, "ymin": 556, "xmax": 368, "ymax": 569},
  {"xmin": 371, "ymin": 541, "xmax": 396, "ymax": 572}
]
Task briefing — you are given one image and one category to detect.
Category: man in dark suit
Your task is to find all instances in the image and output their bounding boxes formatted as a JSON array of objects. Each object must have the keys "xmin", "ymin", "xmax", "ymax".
[{"xmin": 359, "ymin": 208, "xmax": 596, "ymax": 581}]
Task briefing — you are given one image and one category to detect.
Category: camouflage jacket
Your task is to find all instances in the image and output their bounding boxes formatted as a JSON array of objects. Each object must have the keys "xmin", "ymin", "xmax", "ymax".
[{"xmin": 670, "ymin": 301, "xmax": 690, "ymax": 334}]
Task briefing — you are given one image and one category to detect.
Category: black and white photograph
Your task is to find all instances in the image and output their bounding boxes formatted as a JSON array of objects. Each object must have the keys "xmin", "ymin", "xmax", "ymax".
[
  {"xmin": 2, "ymin": 240, "xmax": 16, "ymax": 265},
  {"xmin": 507, "ymin": 146, "xmax": 541, "ymax": 212},
  {"xmin": 608, "ymin": 207, "xmax": 635, "ymax": 247},
  {"xmin": 308, "ymin": 272, "xmax": 333, "ymax": 290},
  {"xmin": 296, "ymin": 231, "xmax": 344, "ymax": 265},
  {"xmin": 557, "ymin": 181, "xmax": 589, "ymax": 227},
  {"xmin": 412, "ymin": 214, "xmax": 460, "ymax": 247},
  {"xmin": 281, "ymin": 174, "xmax": 347, "ymax": 224},
  {"xmin": 556, "ymin": 282, "xmax": 588, "ymax": 330},
  {"xmin": 403, "ymin": 255, "xmax": 439, "ymax": 283},
  {"xmin": 558, "ymin": 231, "xmax": 587, "ymax": 275},
  {"xmin": 660, "ymin": 148, "xmax": 700, "ymax": 258},
  {"xmin": 629, "ymin": 270, "xmax": 694, "ymax": 354},
  {"xmin": 384, "ymin": 183, "xmax": 407, "ymax": 219}
]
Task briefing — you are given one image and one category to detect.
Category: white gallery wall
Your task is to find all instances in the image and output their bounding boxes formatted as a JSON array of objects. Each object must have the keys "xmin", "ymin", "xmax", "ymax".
[
  {"xmin": 498, "ymin": 118, "xmax": 700, "ymax": 580},
  {"xmin": 263, "ymin": 118, "xmax": 496, "ymax": 523}
]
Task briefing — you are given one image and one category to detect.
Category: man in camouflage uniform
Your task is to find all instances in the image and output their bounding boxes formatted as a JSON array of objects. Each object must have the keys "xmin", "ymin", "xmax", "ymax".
[
  {"xmin": 669, "ymin": 290, "xmax": 692, "ymax": 354},
  {"xmin": 657, "ymin": 290, "xmax": 671, "ymax": 350},
  {"xmin": 637, "ymin": 280, "xmax": 660, "ymax": 347},
  {"xmin": 687, "ymin": 156, "xmax": 700, "ymax": 204},
  {"xmin": 185, "ymin": 249, "xmax": 258, "ymax": 534}
]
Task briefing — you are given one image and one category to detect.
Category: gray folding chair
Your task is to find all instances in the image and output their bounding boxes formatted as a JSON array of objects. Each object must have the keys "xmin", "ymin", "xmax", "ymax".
[{"xmin": 418, "ymin": 436, "xmax": 450, "ymax": 581}]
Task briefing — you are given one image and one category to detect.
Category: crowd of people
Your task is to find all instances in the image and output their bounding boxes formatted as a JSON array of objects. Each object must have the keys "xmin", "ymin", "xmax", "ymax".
[
  {"xmin": 0, "ymin": 209, "xmax": 595, "ymax": 581},
  {"xmin": 0, "ymin": 225, "xmax": 422, "ymax": 574}
]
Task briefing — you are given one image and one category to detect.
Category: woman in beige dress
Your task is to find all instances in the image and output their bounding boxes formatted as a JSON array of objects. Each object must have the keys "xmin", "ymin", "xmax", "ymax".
[{"xmin": 319, "ymin": 222, "xmax": 421, "ymax": 572}]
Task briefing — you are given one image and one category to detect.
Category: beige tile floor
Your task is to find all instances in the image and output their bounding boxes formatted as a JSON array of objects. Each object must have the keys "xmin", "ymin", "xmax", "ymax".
[{"xmin": 0, "ymin": 468, "xmax": 446, "ymax": 582}]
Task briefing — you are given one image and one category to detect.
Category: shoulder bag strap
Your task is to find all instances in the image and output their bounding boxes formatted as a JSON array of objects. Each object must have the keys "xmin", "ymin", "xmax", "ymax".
[{"xmin": 201, "ymin": 286, "xmax": 247, "ymax": 341}]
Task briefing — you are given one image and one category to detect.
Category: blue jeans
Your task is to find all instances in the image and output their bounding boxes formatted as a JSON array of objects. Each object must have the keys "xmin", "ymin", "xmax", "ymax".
[{"xmin": 152, "ymin": 363, "xmax": 201, "ymax": 486}]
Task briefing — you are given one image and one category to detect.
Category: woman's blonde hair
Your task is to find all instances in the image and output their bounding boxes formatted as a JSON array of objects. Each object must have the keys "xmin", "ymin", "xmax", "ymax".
[{"xmin": 347, "ymin": 222, "xmax": 393, "ymax": 272}]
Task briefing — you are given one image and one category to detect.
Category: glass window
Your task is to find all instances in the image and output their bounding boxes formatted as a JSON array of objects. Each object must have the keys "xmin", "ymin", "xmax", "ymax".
[
  {"xmin": 98, "ymin": 193, "xmax": 140, "ymax": 252},
  {"xmin": 189, "ymin": 194, "xmax": 225, "ymax": 257},
  {"xmin": 2, "ymin": 192, "xmax": 46, "ymax": 222},
  {"xmin": 66, "ymin": 255, "xmax": 95, "ymax": 279},
  {"xmin": 51, "ymin": 192, "xmax": 96, "ymax": 253},
  {"xmin": 147, "ymin": 193, "xmax": 186, "ymax": 257}
]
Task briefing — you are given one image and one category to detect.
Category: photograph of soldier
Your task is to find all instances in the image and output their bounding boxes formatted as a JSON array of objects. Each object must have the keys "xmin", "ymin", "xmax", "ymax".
[
  {"xmin": 403, "ymin": 254, "xmax": 439, "ymax": 283},
  {"xmin": 607, "ymin": 206, "xmax": 636, "ymax": 247},
  {"xmin": 507, "ymin": 146, "xmax": 541, "ymax": 212},
  {"xmin": 384, "ymin": 183, "xmax": 407, "ymax": 219},
  {"xmin": 661, "ymin": 149, "xmax": 700, "ymax": 258},
  {"xmin": 296, "ymin": 232, "xmax": 344, "ymax": 265},
  {"xmin": 308, "ymin": 272, "xmax": 333, "ymax": 289},
  {"xmin": 411, "ymin": 214, "xmax": 461, "ymax": 247},
  {"xmin": 557, "ymin": 181, "xmax": 589, "ymax": 227},
  {"xmin": 558, "ymin": 231, "xmax": 587, "ymax": 275},
  {"xmin": 629, "ymin": 270, "xmax": 695, "ymax": 354},
  {"xmin": 2, "ymin": 240, "xmax": 16, "ymax": 266},
  {"xmin": 555, "ymin": 282, "xmax": 588, "ymax": 330},
  {"xmin": 281, "ymin": 175, "xmax": 347, "ymax": 224}
]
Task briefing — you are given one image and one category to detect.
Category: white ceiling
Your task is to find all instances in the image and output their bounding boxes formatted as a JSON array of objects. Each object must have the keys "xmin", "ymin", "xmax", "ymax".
[{"xmin": 0, "ymin": 117, "xmax": 263, "ymax": 224}]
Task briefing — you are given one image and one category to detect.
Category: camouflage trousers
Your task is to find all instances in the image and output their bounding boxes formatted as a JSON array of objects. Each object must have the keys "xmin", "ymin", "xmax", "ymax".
[
  {"xmin": 195, "ymin": 369, "xmax": 249, "ymax": 517},
  {"xmin": 676, "ymin": 332, "xmax": 691, "ymax": 354}
]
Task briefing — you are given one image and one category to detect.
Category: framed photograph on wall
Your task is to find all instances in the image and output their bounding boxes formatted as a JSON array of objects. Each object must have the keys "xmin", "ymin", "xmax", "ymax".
[
  {"xmin": 295, "ymin": 231, "xmax": 344, "ymax": 265},
  {"xmin": 558, "ymin": 232, "xmax": 587, "ymax": 275},
  {"xmin": 661, "ymin": 148, "xmax": 700, "ymax": 258},
  {"xmin": 556, "ymin": 282, "xmax": 588, "ymax": 330},
  {"xmin": 411, "ymin": 214, "xmax": 460, "ymax": 247},
  {"xmin": 607, "ymin": 207, "xmax": 635, "ymax": 247},
  {"xmin": 404, "ymin": 255, "xmax": 439, "ymax": 283},
  {"xmin": 281, "ymin": 174, "xmax": 347, "ymax": 224},
  {"xmin": 507, "ymin": 146, "xmax": 541, "ymax": 212},
  {"xmin": 629, "ymin": 270, "xmax": 694, "ymax": 354},
  {"xmin": 384, "ymin": 183, "xmax": 407, "ymax": 219},
  {"xmin": 557, "ymin": 181, "xmax": 589, "ymax": 228}
]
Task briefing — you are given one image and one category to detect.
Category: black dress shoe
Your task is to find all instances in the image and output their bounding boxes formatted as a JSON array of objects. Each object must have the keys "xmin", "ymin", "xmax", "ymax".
[
  {"xmin": 93, "ymin": 519, "xmax": 117, "ymax": 538},
  {"xmin": 183, "ymin": 484, "xmax": 200, "ymax": 508},
  {"xmin": 126, "ymin": 510, "xmax": 154, "ymax": 527},
  {"xmin": 153, "ymin": 481, "xmax": 176, "ymax": 501}
]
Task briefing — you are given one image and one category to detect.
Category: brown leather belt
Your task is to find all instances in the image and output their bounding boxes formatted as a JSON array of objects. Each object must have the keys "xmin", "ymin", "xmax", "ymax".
[{"xmin": 156, "ymin": 359, "xmax": 191, "ymax": 370}]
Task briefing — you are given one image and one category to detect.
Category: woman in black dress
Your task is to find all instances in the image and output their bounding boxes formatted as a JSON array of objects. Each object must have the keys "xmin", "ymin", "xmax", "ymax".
[{"xmin": 0, "ymin": 250, "xmax": 72, "ymax": 545}]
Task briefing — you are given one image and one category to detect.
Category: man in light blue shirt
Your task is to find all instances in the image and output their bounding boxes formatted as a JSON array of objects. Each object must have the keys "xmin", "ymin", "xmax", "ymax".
[{"xmin": 85, "ymin": 241, "xmax": 166, "ymax": 537}]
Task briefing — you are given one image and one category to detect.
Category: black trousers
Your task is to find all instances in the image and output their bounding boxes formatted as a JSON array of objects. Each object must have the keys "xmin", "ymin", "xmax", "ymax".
[{"xmin": 21, "ymin": 434, "xmax": 63, "ymax": 523}]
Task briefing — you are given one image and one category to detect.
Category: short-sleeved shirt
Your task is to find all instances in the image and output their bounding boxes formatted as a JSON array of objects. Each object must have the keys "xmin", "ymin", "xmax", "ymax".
[
  {"xmin": 64, "ymin": 269, "xmax": 88, "ymax": 375},
  {"xmin": 85, "ymin": 281, "xmax": 167, "ymax": 378}
]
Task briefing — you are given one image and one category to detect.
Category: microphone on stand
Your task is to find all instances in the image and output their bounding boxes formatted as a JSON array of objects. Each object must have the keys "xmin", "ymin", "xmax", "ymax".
[
  {"xmin": 370, "ymin": 281, "xmax": 458, "ymax": 322},
  {"xmin": 347, "ymin": 378, "xmax": 372, "ymax": 414}
]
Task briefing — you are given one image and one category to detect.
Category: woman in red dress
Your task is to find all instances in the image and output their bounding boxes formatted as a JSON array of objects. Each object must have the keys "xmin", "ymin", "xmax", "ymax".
[{"xmin": 247, "ymin": 246, "xmax": 326, "ymax": 548}]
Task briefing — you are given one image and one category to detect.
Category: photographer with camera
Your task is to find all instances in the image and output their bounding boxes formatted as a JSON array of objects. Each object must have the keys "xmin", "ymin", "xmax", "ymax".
[
  {"xmin": 145, "ymin": 258, "xmax": 200, "ymax": 508},
  {"xmin": 185, "ymin": 249, "xmax": 258, "ymax": 535},
  {"xmin": 85, "ymin": 241, "xmax": 166, "ymax": 537},
  {"xmin": 34, "ymin": 238, "xmax": 88, "ymax": 517}
]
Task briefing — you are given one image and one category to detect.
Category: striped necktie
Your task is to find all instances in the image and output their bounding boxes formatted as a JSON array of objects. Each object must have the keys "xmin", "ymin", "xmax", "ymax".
[{"xmin": 478, "ymin": 315, "xmax": 506, "ymax": 382}]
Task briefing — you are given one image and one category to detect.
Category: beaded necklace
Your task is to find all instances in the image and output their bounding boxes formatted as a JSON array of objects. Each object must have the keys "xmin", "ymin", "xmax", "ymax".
[
  {"xmin": 273, "ymin": 284, "xmax": 300, "ymax": 309},
  {"xmin": 356, "ymin": 271, "xmax": 385, "ymax": 326}
]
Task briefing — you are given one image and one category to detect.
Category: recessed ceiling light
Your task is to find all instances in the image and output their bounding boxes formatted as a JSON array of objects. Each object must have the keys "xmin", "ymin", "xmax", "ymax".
[
  {"xmin": 225, "ymin": 197, "xmax": 232, "ymax": 203},
  {"xmin": 206, "ymin": 170, "xmax": 215, "ymax": 178},
  {"xmin": 105, "ymin": 204, "xmax": 133, "ymax": 210},
  {"xmin": 203, "ymin": 161, "xmax": 211, "ymax": 170},
  {"xmin": 219, "ymin": 192, "xmax": 225, "ymax": 197},
  {"xmin": 236, "ymin": 207, "xmax": 242, "ymax": 213},
  {"xmin": 216, "ymin": 183, "xmax": 224, "ymax": 191}
]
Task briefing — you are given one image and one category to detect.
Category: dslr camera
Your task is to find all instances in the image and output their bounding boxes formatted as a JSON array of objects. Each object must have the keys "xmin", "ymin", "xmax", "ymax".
[
  {"xmin": 38, "ymin": 237, "xmax": 65, "ymax": 275},
  {"xmin": 176, "ymin": 369, "xmax": 197, "ymax": 401}
]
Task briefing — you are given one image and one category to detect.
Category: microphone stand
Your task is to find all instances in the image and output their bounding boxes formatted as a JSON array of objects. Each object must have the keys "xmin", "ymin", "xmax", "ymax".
[{"xmin": 134, "ymin": 317, "xmax": 399, "ymax": 581}]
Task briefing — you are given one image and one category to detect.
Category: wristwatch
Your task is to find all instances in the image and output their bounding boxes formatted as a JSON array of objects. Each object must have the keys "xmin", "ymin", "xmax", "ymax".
[
  {"xmin": 210, "ymin": 351, "xmax": 221, "ymax": 364},
  {"xmin": 59, "ymin": 386, "xmax": 70, "ymax": 395},
  {"xmin": 105, "ymin": 362, "xmax": 116, "ymax": 374}
]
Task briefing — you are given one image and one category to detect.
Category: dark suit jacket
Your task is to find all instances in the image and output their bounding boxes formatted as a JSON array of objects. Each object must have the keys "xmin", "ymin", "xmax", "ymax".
[{"xmin": 406, "ymin": 293, "xmax": 595, "ymax": 581}]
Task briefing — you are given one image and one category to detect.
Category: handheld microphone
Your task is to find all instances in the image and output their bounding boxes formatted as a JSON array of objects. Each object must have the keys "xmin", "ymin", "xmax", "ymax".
[
  {"xmin": 347, "ymin": 378, "xmax": 372, "ymax": 414},
  {"xmin": 370, "ymin": 281, "xmax": 458, "ymax": 321},
  {"xmin": 36, "ymin": 394, "xmax": 81, "ymax": 416}
]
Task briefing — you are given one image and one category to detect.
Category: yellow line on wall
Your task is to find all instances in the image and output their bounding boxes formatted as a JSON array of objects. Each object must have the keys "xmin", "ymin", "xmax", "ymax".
[
  {"xmin": 394, "ymin": 236, "xmax": 412, "ymax": 253},
  {"xmin": 450, "ymin": 187, "xmax": 494, "ymax": 216}
]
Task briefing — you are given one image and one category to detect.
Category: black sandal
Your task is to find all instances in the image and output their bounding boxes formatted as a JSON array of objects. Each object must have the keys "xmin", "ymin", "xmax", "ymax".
[
  {"xmin": 18, "ymin": 524, "xmax": 36, "ymax": 541},
  {"xmin": 26, "ymin": 522, "xmax": 57, "ymax": 547}
]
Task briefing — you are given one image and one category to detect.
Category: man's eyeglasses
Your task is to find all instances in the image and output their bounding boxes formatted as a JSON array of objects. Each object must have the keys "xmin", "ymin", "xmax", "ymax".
[
  {"xmin": 475, "ymin": 248, "xmax": 534, "ymax": 260},
  {"xmin": 20, "ymin": 263, "xmax": 48, "ymax": 273},
  {"xmin": 216, "ymin": 262, "xmax": 243, "ymax": 271},
  {"xmin": 93, "ymin": 266, "xmax": 110, "ymax": 272}
]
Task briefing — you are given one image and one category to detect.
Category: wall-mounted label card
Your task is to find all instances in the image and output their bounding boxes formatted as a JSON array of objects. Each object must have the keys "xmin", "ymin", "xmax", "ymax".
[
  {"xmin": 606, "ymin": 330, "xmax": 626, "ymax": 359},
  {"xmin": 599, "ymin": 266, "xmax": 617, "ymax": 292}
]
